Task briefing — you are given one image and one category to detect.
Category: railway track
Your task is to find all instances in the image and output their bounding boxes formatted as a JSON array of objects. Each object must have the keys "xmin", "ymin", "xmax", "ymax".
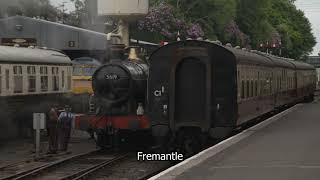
[
  {"xmin": 0, "ymin": 151, "xmax": 85, "ymax": 180},
  {"xmin": 4, "ymin": 150, "xmax": 129, "ymax": 180},
  {"xmin": 0, "ymin": 150, "xmax": 100, "ymax": 180}
]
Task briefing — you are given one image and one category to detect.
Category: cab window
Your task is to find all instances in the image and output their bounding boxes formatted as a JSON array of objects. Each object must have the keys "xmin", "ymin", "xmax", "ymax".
[
  {"xmin": 73, "ymin": 66, "xmax": 82, "ymax": 76},
  {"xmin": 83, "ymin": 67, "xmax": 96, "ymax": 76}
]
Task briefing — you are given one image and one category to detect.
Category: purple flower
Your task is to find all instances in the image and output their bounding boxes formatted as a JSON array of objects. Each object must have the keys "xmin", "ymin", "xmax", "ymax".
[
  {"xmin": 186, "ymin": 24, "xmax": 204, "ymax": 39},
  {"xmin": 138, "ymin": 3, "xmax": 204, "ymax": 40}
]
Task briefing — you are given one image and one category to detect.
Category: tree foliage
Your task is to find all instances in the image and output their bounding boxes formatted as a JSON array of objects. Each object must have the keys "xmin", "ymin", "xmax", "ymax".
[
  {"xmin": 0, "ymin": 0, "xmax": 315, "ymax": 59},
  {"xmin": 137, "ymin": 3, "xmax": 204, "ymax": 41},
  {"xmin": 267, "ymin": 0, "xmax": 315, "ymax": 59},
  {"xmin": 136, "ymin": 0, "xmax": 315, "ymax": 59},
  {"xmin": 0, "ymin": 0, "xmax": 58, "ymax": 21}
]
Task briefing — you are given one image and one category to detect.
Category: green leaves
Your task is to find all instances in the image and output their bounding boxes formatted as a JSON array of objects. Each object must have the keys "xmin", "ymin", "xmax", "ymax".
[
  {"xmin": 267, "ymin": 0, "xmax": 316, "ymax": 60},
  {"xmin": 136, "ymin": 0, "xmax": 316, "ymax": 59},
  {"xmin": 0, "ymin": 0, "xmax": 58, "ymax": 20}
]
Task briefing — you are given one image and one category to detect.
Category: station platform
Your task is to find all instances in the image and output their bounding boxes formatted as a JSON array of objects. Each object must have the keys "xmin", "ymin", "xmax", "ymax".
[{"xmin": 151, "ymin": 100, "xmax": 320, "ymax": 180}]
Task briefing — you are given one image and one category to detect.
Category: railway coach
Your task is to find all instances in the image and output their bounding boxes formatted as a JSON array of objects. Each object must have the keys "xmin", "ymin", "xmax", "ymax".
[
  {"xmin": 71, "ymin": 57, "xmax": 101, "ymax": 113},
  {"xmin": 0, "ymin": 45, "xmax": 72, "ymax": 139},
  {"xmin": 148, "ymin": 40, "xmax": 316, "ymax": 155}
]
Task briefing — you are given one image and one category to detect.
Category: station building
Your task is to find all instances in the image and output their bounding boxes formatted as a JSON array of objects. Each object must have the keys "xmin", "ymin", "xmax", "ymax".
[{"xmin": 0, "ymin": 16, "xmax": 109, "ymax": 62}]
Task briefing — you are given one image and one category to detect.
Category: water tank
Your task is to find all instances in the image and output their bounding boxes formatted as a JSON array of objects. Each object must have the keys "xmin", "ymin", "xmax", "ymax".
[{"xmin": 97, "ymin": 0, "xmax": 149, "ymax": 21}]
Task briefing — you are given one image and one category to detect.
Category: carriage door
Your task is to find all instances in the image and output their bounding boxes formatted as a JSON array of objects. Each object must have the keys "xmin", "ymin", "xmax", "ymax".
[
  {"xmin": 5, "ymin": 68, "xmax": 10, "ymax": 94},
  {"xmin": 169, "ymin": 48, "xmax": 212, "ymax": 132}
]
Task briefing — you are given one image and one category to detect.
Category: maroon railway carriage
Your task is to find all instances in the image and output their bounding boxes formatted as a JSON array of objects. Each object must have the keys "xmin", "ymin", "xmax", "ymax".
[{"xmin": 148, "ymin": 40, "xmax": 316, "ymax": 155}]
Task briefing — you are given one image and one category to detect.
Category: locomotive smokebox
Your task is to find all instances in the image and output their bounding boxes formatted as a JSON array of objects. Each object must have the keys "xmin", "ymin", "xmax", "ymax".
[{"xmin": 92, "ymin": 60, "xmax": 148, "ymax": 105}]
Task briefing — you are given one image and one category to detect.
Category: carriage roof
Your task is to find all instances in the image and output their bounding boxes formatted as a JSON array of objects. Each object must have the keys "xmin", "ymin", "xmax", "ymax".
[
  {"xmin": 72, "ymin": 57, "xmax": 101, "ymax": 66},
  {"xmin": 150, "ymin": 40, "xmax": 314, "ymax": 71},
  {"xmin": 0, "ymin": 45, "xmax": 71, "ymax": 65}
]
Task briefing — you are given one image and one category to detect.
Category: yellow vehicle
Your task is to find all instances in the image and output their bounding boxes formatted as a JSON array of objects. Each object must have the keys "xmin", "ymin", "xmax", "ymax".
[
  {"xmin": 71, "ymin": 57, "xmax": 101, "ymax": 113},
  {"xmin": 72, "ymin": 57, "xmax": 101, "ymax": 94}
]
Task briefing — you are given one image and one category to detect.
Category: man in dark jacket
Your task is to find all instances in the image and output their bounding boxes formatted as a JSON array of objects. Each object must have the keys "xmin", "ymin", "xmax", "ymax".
[
  {"xmin": 47, "ymin": 104, "xmax": 59, "ymax": 154},
  {"xmin": 58, "ymin": 105, "xmax": 75, "ymax": 152}
]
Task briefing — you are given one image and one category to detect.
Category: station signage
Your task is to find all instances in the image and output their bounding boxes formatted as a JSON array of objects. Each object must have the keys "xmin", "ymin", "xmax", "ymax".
[
  {"xmin": 1, "ymin": 38, "xmax": 37, "ymax": 47},
  {"xmin": 33, "ymin": 113, "xmax": 46, "ymax": 130}
]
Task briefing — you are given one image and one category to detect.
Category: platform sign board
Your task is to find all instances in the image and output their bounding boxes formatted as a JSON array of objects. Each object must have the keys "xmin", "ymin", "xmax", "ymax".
[
  {"xmin": 97, "ymin": 0, "xmax": 149, "ymax": 17},
  {"xmin": 33, "ymin": 113, "xmax": 45, "ymax": 158},
  {"xmin": 33, "ymin": 113, "xmax": 46, "ymax": 130}
]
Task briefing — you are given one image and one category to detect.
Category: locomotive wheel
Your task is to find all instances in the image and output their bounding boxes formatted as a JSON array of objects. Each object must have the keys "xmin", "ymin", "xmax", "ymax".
[
  {"xmin": 95, "ymin": 130, "xmax": 110, "ymax": 150},
  {"xmin": 184, "ymin": 136, "xmax": 201, "ymax": 156},
  {"xmin": 176, "ymin": 129, "xmax": 206, "ymax": 157}
]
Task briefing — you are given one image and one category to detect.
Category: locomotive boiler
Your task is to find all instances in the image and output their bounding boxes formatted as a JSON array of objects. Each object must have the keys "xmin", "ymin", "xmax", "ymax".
[{"xmin": 90, "ymin": 48, "xmax": 151, "ymax": 149}]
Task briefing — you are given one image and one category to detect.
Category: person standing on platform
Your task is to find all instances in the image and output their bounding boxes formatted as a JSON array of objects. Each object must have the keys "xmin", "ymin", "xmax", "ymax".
[
  {"xmin": 47, "ymin": 104, "xmax": 59, "ymax": 154},
  {"xmin": 58, "ymin": 105, "xmax": 75, "ymax": 152}
]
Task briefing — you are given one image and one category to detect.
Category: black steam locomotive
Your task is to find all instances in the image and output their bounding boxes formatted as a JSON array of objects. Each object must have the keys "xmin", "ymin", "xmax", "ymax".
[
  {"xmin": 90, "ymin": 49, "xmax": 151, "ymax": 149},
  {"xmin": 148, "ymin": 40, "xmax": 316, "ymax": 155}
]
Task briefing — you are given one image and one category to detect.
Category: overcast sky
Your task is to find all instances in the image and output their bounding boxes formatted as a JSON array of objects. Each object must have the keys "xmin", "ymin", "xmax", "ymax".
[
  {"xmin": 50, "ymin": 0, "xmax": 75, "ymax": 12},
  {"xmin": 295, "ymin": 0, "xmax": 320, "ymax": 55},
  {"xmin": 50, "ymin": 0, "xmax": 320, "ymax": 56}
]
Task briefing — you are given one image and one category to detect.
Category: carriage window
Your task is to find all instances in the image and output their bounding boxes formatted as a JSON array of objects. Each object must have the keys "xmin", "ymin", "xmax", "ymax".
[
  {"xmin": 279, "ymin": 77, "xmax": 281, "ymax": 90},
  {"xmin": 255, "ymin": 80, "xmax": 258, "ymax": 96},
  {"xmin": 84, "ymin": 67, "xmax": 96, "ymax": 76},
  {"xmin": 5, "ymin": 69, "xmax": 9, "ymax": 90},
  {"xmin": 241, "ymin": 80, "xmax": 245, "ymax": 99},
  {"xmin": 62, "ymin": 70, "xmax": 65, "ymax": 88},
  {"xmin": 272, "ymin": 76, "xmax": 274, "ymax": 93},
  {"xmin": 246, "ymin": 80, "xmax": 250, "ymax": 98},
  {"xmin": 40, "ymin": 67, "xmax": 48, "ymax": 91},
  {"xmin": 27, "ymin": 66, "xmax": 36, "ymax": 92},
  {"xmin": 261, "ymin": 79, "xmax": 264, "ymax": 95},
  {"xmin": 237, "ymin": 70, "xmax": 240, "ymax": 98},
  {"xmin": 251, "ymin": 80, "xmax": 254, "ymax": 97},
  {"xmin": 52, "ymin": 67, "xmax": 59, "ymax": 91},
  {"xmin": 0, "ymin": 66, "xmax": 2, "ymax": 94},
  {"xmin": 13, "ymin": 66, "xmax": 23, "ymax": 93},
  {"xmin": 68, "ymin": 71, "xmax": 71, "ymax": 90},
  {"xmin": 73, "ymin": 66, "xmax": 82, "ymax": 76}
]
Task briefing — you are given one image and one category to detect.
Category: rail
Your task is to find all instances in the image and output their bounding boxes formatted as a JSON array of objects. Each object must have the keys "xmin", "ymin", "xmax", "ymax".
[{"xmin": 1, "ymin": 149, "xmax": 100, "ymax": 180}]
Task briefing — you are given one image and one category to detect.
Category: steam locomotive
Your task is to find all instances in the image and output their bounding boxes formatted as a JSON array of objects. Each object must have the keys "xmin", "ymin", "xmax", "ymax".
[
  {"xmin": 89, "ymin": 49, "xmax": 151, "ymax": 149},
  {"xmin": 148, "ymin": 40, "xmax": 316, "ymax": 155}
]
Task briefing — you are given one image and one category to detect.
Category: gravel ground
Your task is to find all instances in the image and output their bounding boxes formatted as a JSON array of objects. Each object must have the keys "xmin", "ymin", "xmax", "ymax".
[{"xmin": 0, "ymin": 130, "xmax": 97, "ymax": 167}]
